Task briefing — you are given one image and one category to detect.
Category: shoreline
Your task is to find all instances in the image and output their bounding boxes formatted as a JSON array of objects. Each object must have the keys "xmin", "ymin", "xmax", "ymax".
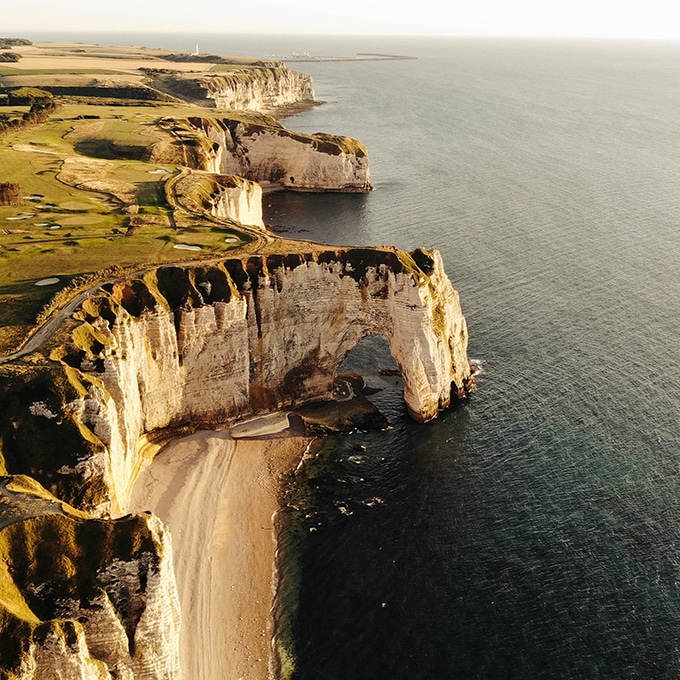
[{"xmin": 128, "ymin": 427, "xmax": 311, "ymax": 680}]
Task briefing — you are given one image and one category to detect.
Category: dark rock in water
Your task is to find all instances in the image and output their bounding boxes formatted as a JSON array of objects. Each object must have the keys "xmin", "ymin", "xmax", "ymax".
[
  {"xmin": 294, "ymin": 392, "xmax": 389, "ymax": 434},
  {"xmin": 332, "ymin": 371, "xmax": 366, "ymax": 401}
]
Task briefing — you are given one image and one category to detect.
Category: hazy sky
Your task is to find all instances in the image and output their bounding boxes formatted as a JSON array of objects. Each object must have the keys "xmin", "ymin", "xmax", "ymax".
[{"xmin": 5, "ymin": 0, "xmax": 680, "ymax": 40}]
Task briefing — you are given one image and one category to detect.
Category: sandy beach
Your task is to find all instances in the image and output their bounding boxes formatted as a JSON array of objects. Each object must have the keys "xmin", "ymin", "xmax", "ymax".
[{"xmin": 129, "ymin": 427, "xmax": 310, "ymax": 680}]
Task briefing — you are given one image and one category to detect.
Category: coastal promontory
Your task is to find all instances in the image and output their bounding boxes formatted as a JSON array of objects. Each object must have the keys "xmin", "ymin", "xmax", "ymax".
[{"xmin": 0, "ymin": 40, "xmax": 472, "ymax": 679}]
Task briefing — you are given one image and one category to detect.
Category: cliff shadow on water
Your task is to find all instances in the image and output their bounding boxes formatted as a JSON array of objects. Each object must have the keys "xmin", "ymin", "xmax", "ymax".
[{"xmin": 264, "ymin": 189, "xmax": 372, "ymax": 246}]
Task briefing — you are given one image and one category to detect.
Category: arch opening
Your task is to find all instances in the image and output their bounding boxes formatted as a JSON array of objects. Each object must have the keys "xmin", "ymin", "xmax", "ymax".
[{"xmin": 333, "ymin": 334, "xmax": 406, "ymax": 426}]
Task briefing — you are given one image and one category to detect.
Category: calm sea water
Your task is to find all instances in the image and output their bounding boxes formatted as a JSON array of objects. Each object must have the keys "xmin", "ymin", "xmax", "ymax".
[
  {"xmin": 29, "ymin": 32, "xmax": 680, "ymax": 678},
  {"xmin": 263, "ymin": 36, "xmax": 680, "ymax": 680}
]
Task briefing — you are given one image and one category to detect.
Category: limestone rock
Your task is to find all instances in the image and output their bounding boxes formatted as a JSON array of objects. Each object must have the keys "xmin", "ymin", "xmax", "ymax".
[
  {"xmin": 177, "ymin": 115, "xmax": 371, "ymax": 192},
  {"xmin": 171, "ymin": 170, "xmax": 264, "ymax": 228},
  {"xmin": 152, "ymin": 66, "xmax": 315, "ymax": 111},
  {"xmin": 0, "ymin": 476, "xmax": 180, "ymax": 680},
  {"xmin": 200, "ymin": 67, "xmax": 315, "ymax": 111},
  {"xmin": 0, "ymin": 247, "xmax": 471, "ymax": 516}
]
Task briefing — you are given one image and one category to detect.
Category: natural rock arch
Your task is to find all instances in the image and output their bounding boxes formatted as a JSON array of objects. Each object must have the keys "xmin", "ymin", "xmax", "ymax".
[{"xmin": 0, "ymin": 248, "xmax": 471, "ymax": 516}]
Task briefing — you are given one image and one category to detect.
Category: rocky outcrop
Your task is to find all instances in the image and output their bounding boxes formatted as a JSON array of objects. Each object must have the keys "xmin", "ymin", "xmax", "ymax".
[
  {"xmin": 0, "ymin": 476, "xmax": 180, "ymax": 680},
  {"xmin": 170, "ymin": 170, "xmax": 264, "ymax": 228},
  {"xmin": 170, "ymin": 115, "xmax": 371, "ymax": 192},
  {"xmin": 0, "ymin": 247, "xmax": 470, "ymax": 517},
  {"xmin": 147, "ymin": 66, "xmax": 315, "ymax": 111},
  {"xmin": 199, "ymin": 67, "xmax": 315, "ymax": 110}
]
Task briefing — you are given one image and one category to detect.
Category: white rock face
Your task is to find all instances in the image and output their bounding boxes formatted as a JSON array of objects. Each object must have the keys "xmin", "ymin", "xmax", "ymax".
[
  {"xmin": 25, "ymin": 621, "xmax": 111, "ymax": 680},
  {"xmin": 0, "ymin": 510, "xmax": 180, "ymax": 680},
  {"xmin": 201, "ymin": 67, "xmax": 315, "ymax": 110},
  {"xmin": 54, "ymin": 248, "xmax": 471, "ymax": 514},
  {"xmin": 197, "ymin": 118, "xmax": 371, "ymax": 192},
  {"xmin": 0, "ymin": 248, "xmax": 469, "ymax": 678},
  {"xmin": 170, "ymin": 170, "xmax": 264, "ymax": 228},
  {"xmin": 210, "ymin": 175, "xmax": 264, "ymax": 227}
]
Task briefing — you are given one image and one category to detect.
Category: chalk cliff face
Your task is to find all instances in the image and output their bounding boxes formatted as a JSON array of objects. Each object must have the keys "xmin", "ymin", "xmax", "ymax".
[
  {"xmin": 209, "ymin": 174, "xmax": 263, "ymax": 226},
  {"xmin": 0, "ymin": 477, "xmax": 180, "ymax": 680},
  {"xmin": 199, "ymin": 67, "xmax": 315, "ymax": 110},
  {"xmin": 181, "ymin": 116, "xmax": 371, "ymax": 192},
  {"xmin": 0, "ymin": 247, "xmax": 470, "ymax": 517},
  {"xmin": 0, "ymin": 51, "xmax": 475, "ymax": 680},
  {"xmin": 170, "ymin": 171, "xmax": 264, "ymax": 228},
  {"xmin": 147, "ymin": 65, "xmax": 315, "ymax": 111}
]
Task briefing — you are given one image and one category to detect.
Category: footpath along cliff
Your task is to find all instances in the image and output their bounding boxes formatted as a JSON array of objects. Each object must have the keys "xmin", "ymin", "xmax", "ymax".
[{"xmin": 0, "ymin": 55, "xmax": 472, "ymax": 679}]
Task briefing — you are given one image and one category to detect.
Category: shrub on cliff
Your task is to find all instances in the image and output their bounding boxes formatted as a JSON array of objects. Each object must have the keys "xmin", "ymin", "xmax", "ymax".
[
  {"xmin": 22, "ymin": 98, "xmax": 58, "ymax": 125},
  {"xmin": 0, "ymin": 98, "xmax": 58, "ymax": 136},
  {"xmin": 0, "ymin": 38, "xmax": 31, "ymax": 48}
]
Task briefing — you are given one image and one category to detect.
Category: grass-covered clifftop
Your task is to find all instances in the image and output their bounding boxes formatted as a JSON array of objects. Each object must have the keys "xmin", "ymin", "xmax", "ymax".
[
  {"xmin": 0, "ymin": 42, "xmax": 371, "ymax": 357},
  {"xmin": 0, "ymin": 475, "xmax": 172, "ymax": 678}
]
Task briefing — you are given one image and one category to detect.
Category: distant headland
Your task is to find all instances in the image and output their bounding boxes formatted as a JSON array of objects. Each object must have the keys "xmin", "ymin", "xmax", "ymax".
[{"xmin": 271, "ymin": 51, "xmax": 417, "ymax": 62}]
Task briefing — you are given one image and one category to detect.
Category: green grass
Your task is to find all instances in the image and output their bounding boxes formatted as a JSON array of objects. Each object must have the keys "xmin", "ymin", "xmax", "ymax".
[
  {"xmin": 0, "ymin": 44, "xmax": 330, "ymax": 354},
  {"xmin": 0, "ymin": 102, "xmax": 259, "ymax": 352},
  {"xmin": 0, "ymin": 225, "xmax": 249, "ymax": 351}
]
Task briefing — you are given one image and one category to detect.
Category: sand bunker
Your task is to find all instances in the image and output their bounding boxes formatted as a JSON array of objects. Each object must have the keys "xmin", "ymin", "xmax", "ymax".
[{"xmin": 173, "ymin": 243, "xmax": 201, "ymax": 251}]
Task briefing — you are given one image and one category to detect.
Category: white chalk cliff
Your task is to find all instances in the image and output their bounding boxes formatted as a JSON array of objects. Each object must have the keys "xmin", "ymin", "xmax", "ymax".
[
  {"xmin": 0, "ymin": 477, "xmax": 180, "ymax": 680},
  {"xmin": 169, "ymin": 170, "xmax": 264, "ymax": 228},
  {"xmin": 199, "ymin": 67, "xmax": 315, "ymax": 110},
  {"xmin": 179, "ymin": 116, "xmax": 371, "ymax": 192},
  {"xmin": 0, "ymin": 54, "xmax": 472, "ymax": 680},
  {"xmin": 0, "ymin": 247, "xmax": 470, "ymax": 520}
]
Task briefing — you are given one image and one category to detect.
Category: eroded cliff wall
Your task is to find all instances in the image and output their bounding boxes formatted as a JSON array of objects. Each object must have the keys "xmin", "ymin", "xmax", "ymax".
[
  {"xmin": 147, "ymin": 65, "xmax": 315, "ymax": 111},
  {"xmin": 0, "ymin": 247, "xmax": 471, "ymax": 517},
  {"xmin": 0, "ymin": 476, "xmax": 180, "ymax": 680},
  {"xmin": 170, "ymin": 170, "xmax": 264, "ymax": 228},
  {"xmin": 180, "ymin": 116, "xmax": 371, "ymax": 192},
  {"xmin": 200, "ymin": 67, "xmax": 315, "ymax": 110}
]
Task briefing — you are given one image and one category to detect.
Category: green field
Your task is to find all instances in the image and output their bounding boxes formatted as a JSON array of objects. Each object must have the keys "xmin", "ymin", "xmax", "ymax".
[
  {"xmin": 0, "ymin": 40, "xmax": 320, "ymax": 355},
  {"xmin": 0, "ymin": 102, "xmax": 257, "ymax": 353}
]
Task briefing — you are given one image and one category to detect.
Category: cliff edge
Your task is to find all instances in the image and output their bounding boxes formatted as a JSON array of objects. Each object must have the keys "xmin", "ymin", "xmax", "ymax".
[
  {"xmin": 0, "ymin": 476, "xmax": 180, "ymax": 679},
  {"xmin": 158, "ymin": 114, "xmax": 372, "ymax": 193},
  {"xmin": 0, "ymin": 42, "xmax": 470, "ymax": 680},
  {"xmin": 0, "ymin": 246, "xmax": 471, "ymax": 517}
]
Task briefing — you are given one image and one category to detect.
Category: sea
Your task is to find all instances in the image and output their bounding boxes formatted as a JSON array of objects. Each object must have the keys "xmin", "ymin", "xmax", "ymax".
[{"xmin": 26, "ymin": 31, "xmax": 680, "ymax": 678}]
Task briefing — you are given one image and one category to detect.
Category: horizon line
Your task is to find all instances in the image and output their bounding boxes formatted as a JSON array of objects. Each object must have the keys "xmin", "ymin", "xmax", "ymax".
[{"xmin": 5, "ymin": 29, "xmax": 680, "ymax": 43}]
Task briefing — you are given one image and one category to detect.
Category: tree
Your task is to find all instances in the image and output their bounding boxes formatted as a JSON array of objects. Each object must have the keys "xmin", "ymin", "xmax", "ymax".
[{"xmin": 0, "ymin": 183, "xmax": 22, "ymax": 206}]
